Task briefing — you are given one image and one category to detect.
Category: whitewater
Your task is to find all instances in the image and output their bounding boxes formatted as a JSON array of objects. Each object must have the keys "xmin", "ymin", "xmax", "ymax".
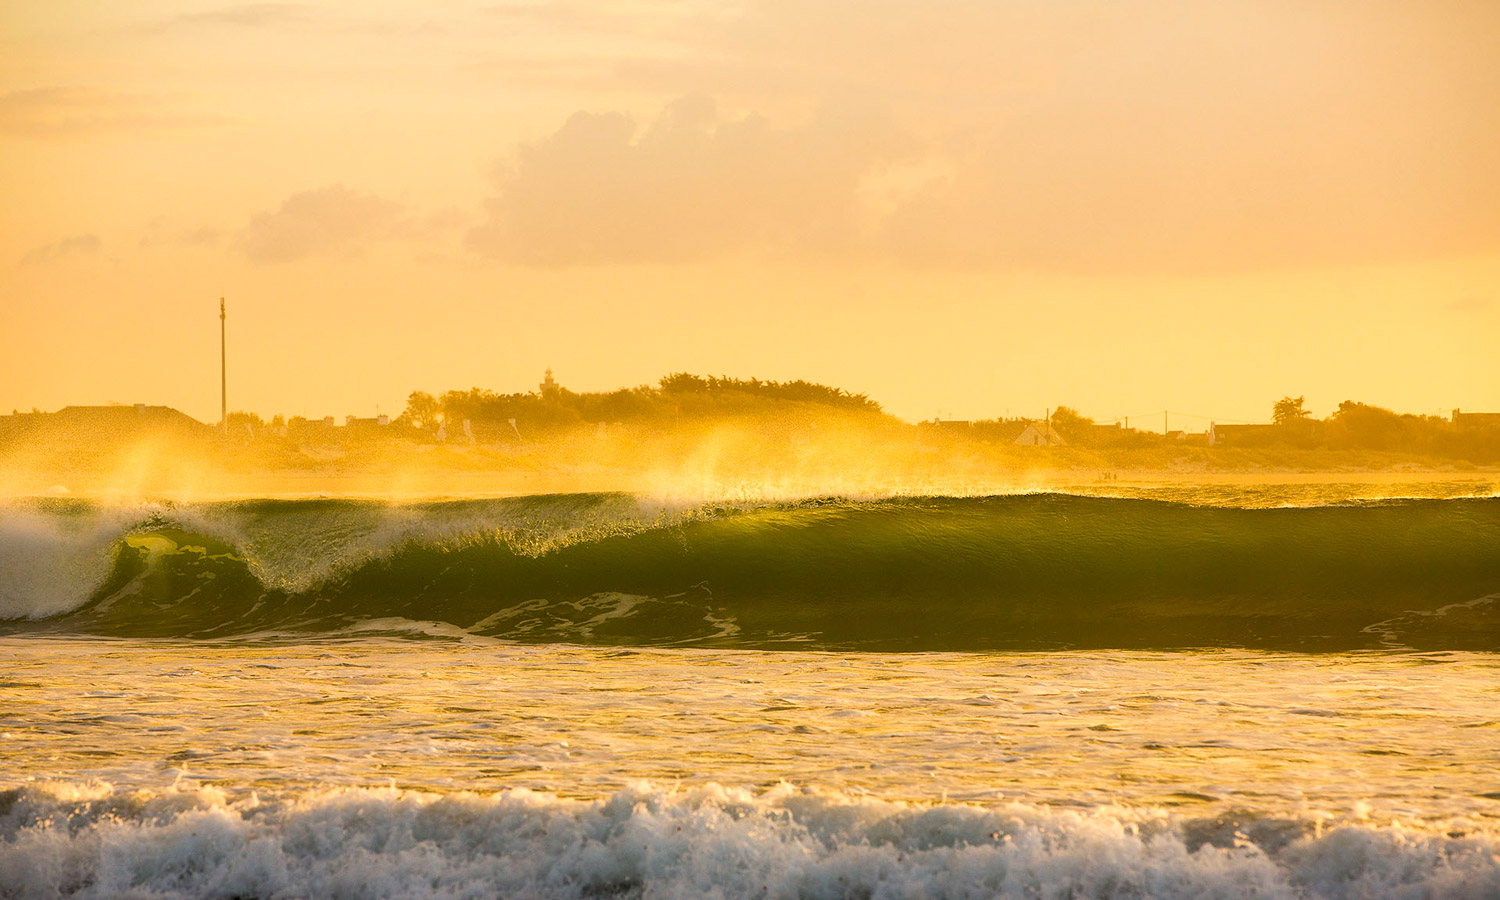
[{"xmin": 3, "ymin": 484, "xmax": 1499, "ymax": 898}]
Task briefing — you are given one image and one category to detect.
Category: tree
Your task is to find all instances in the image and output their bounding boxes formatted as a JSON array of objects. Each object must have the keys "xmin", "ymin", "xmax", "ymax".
[
  {"xmin": 402, "ymin": 391, "xmax": 441, "ymax": 429},
  {"xmin": 1048, "ymin": 406, "xmax": 1095, "ymax": 442},
  {"xmin": 1272, "ymin": 396, "xmax": 1309, "ymax": 426},
  {"xmin": 660, "ymin": 373, "xmax": 708, "ymax": 394},
  {"xmin": 1327, "ymin": 400, "xmax": 1406, "ymax": 451}
]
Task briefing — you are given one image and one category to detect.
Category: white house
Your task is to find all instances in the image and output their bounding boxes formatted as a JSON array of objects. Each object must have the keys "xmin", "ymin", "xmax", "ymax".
[{"xmin": 1014, "ymin": 422, "xmax": 1065, "ymax": 446}]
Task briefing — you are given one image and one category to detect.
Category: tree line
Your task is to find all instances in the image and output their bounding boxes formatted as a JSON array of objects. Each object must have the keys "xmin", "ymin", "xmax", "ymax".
[
  {"xmin": 397, "ymin": 373, "xmax": 883, "ymax": 434},
  {"xmin": 1257, "ymin": 395, "xmax": 1499, "ymax": 459},
  {"xmin": 1019, "ymin": 396, "xmax": 1500, "ymax": 461},
  {"xmin": 223, "ymin": 380, "xmax": 1498, "ymax": 462}
]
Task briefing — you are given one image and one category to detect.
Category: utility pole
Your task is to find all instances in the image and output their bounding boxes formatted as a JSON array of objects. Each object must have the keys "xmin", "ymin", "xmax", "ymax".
[
  {"xmin": 1164, "ymin": 409, "xmax": 1168, "ymax": 435},
  {"xmin": 220, "ymin": 297, "xmax": 227, "ymax": 438}
]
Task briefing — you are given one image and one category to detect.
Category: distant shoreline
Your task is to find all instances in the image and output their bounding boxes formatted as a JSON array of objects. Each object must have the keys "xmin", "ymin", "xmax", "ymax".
[
  {"xmin": 3, "ymin": 392, "xmax": 1497, "ymax": 500},
  {"xmin": 3, "ymin": 462, "xmax": 1493, "ymax": 503}
]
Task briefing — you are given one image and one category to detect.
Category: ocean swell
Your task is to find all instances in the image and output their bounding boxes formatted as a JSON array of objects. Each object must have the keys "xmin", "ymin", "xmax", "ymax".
[{"xmin": 3, "ymin": 494, "xmax": 1499, "ymax": 650}]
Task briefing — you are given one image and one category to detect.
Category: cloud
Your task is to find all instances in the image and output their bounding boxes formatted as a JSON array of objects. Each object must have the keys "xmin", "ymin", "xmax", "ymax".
[
  {"xmin": 0, "ymin": 87, "xmax": 225, "ymax": 138},
  {"xmin": 467, "ymin": 95, "xmax": 909, "ymax": 265},
  {"xmin": 467, "ymin": 77, "xmax": 1500, "ymax": 271},
  {"xmin": 139, "ymin": 220, "xmax": 226, "ymax": 249},
  {"xmin": 480, "ymin": 2, "xmax": 690, "ymax": 37},
  {"xmin": 161, "ymin": 3, "xmax": 443, "ymax": 37},
  {"xmin": 737, "ymin": 1, "xmax": 1500, "ymax": 273},
  {"xmin": 179, "ymin": 226, "xmax": 226, "ymax": 247},
  {"xmin": 240, "ymin": 186, "xmax": 404, "ymax": 263},
  {"xmin": 172, "ymin": 4, "xmax": 313, "ymax": 29},
  {"xmin": 467, "ymin": 1, "xmax": 1500, "ymax": 273},
  {"xmin": 19, "ymin": 234, "xmax": 102, "ymax": 267}
]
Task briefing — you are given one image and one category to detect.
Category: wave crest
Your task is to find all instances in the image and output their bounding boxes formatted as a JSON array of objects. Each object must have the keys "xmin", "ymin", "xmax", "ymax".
[
  {"xmin": 4, "ymin": 494, "xmax": 1499, "ymax": 650},
  {"xmin": 3, "ymin": 781, "xmax": 1497, "ymax": 900}
]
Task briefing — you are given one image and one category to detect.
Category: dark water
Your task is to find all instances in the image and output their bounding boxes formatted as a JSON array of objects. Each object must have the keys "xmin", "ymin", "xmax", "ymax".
[{"xmin": 6, "ymin": 494, "xmax": 1499, "ymax": 650}]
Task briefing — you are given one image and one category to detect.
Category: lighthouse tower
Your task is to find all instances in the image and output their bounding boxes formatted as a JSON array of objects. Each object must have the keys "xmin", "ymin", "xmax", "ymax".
[{"xmin": 539, "ymin": 368, "xmax": 560, "ymax": 400}]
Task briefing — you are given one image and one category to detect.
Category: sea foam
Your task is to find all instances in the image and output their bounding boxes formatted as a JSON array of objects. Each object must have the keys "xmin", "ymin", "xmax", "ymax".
[{"xmin": 2, "ymin": 781, "xmax": 1496, "ymax": 899}]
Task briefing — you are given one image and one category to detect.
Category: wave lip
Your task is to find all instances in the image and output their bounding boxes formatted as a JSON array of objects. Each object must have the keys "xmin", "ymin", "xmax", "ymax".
[
  {"xmin": 2, "ymin": 781, "xmax": 1497, "ymax": 900},
  {"xmin": 5, "ymin": 494, "xmax": 1500, "ymax": 650}
]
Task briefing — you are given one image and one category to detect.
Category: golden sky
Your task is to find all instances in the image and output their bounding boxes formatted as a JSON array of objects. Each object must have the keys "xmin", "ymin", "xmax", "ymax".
[{"xmin": 2, "ymin": 0, "xmax": 1497, "ymax": 427}]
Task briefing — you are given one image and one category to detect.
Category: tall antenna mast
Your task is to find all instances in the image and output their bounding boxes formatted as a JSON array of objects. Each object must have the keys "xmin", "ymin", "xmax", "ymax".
[{"xmin": 220, "ymin": 297, "xmax": 227, "ymax": 437}]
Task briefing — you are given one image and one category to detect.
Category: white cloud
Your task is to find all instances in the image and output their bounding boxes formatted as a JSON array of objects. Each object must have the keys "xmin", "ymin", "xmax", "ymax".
[
  {"xmin": 467, "ymin": 95, "xmax": 909, "ymax": 265},
  {"xmin": 240, "ymin": 186, "xmax": 404, "ymax": 264},
  {"xmin": 19, "ymin": 234, "xmax": 102, "ymax": 267},
  {"xmin": 468, "ymin": 1, "xmax": 1500, "ymax": 272}
]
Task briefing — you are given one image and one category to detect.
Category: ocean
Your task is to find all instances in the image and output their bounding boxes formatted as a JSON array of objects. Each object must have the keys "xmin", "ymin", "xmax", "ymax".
[{"xmin": 3, "ymin": 485, "xmax": 1499, "ymax": 898}]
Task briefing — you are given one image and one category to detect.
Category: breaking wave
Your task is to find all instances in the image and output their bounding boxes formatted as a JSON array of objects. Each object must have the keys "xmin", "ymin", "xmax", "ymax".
[
  {"xmin": 2, "ymin": 781, "xmax": 1497, "ymax": 900},
  {"xmin": 3, "ymin": 494, "xmax": 1498, "ymax": 650}
]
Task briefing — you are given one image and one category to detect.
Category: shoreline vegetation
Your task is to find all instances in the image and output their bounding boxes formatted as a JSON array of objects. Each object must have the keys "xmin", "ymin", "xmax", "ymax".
[{"xmin": 2, "ymin": 374, "xmax": 1496, "ymax": 498}]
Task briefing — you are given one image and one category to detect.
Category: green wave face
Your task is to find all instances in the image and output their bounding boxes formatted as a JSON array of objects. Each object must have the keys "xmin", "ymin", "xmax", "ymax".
[{"xmin": 13, "ymin": 495, "xmax": 1500, "ymax": 650}]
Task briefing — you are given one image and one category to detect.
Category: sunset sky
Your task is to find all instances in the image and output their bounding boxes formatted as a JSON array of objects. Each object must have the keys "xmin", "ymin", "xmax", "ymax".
[{"xmin": 2, "ymin": 1, "xmax": 1497, "ymax": 427}]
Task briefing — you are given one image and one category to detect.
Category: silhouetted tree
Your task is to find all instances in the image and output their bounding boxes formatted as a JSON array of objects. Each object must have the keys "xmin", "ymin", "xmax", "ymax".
[
  {"xmin": 402, "ymin": 391, "xmax": 441, "ymax": 429},
  {"xmin": 1327, "ymin": 401, "xmax": 1410, "ymax": 451},
  {"xmin": 1272, "ymin": 396, "xmax": 1310, "ymax": 426},
  {"xmin": 659, "ymin": 373, "xmax": 880, "ymax": 412},
  {"xmin": 1049, "ymin": 406, "xmax": 1095, "ymax": 442},
  {"xmin": 660, "ymin": 373, "xmax": 709, "ymax": 394}
]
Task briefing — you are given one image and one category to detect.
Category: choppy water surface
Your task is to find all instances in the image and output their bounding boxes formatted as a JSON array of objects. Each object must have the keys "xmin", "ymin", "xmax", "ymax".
[{"xmin": 7, "ymin": 639, "xmax": 1500, "ymax": 814}]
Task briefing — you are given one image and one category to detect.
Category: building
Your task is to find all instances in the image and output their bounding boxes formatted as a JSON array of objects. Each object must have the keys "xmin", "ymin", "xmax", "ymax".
[
  {"xmin": 540, "ymin": 368, "xmax": 561, "ymax": 400},
  {"xmin": 1014, "ymin": 421, "xmax": 1065, "ymax": 446},
  {"xmin": 1208, "ymin": 422, "xmax": 1276, "ymax": 446},
  {"xmin": 1167, "ymin": 429, "xmax": 1210, "ymax": 446},
  {"xmin": 1452, "ymin": 409, "xmax": 1500, "ymax": 428},
  {"xmin": 344, "ymin": 414, "xmax": 391, "ymax": 427},
  {"xmin": 285, "ymin": 416, "xmax": 337, "ymax": 438}
]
